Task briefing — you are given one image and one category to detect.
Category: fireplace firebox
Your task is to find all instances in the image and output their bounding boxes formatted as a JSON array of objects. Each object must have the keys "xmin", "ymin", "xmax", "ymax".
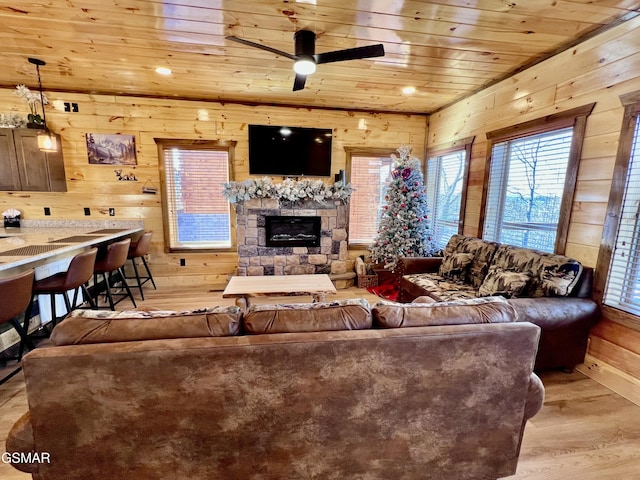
[{"xmin": 265, "ymin": 216, "xmax": 321, "ymax": 248}]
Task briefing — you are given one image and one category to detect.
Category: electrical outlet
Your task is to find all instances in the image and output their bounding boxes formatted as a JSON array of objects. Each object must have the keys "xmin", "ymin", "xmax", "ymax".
[
  {"xmin": 44, "ymin": 207, "xmax": 51, "ymax": 216},
  {"xmin": 180, "ymin": 258, "xmax": 186, "ymax": 267},
  {"xmin": 84, "ymin": 207, "xmax": 91, "ymax": 216},
  {"xmin": 108, "ymin": 208, "xmax": 115, "ymax": 216}
]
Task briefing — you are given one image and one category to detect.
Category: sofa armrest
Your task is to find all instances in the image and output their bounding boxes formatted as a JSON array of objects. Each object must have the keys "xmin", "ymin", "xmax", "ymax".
[
  {"xmin": 524, "ymin": 373, "xmax": 545, "ymax": 421},
  {"xmin": 507, "ymin": 297, "xmax": 600, "ymax": 330},
  {"xmin": 508, "ymin": 297, "xmax": 601, "ymax": 371},
  {"xmin": 397, "ymin": 257, "xmax": 443, "ymax": 276},
  {"xmin": 5, "ymin": 411, "xmax": 39, "ymax": 474}
]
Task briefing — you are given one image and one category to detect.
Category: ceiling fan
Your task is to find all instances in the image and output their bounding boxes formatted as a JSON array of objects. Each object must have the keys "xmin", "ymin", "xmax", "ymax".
[{"xmin": 226, "ymin": 30, "xmax": 385, "ymax": 91}]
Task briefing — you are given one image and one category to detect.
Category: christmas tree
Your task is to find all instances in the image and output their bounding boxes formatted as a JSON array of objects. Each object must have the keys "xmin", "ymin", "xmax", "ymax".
[{"xmin": 369, "ymin": 145, "xmax": 435, "ymax": 271}]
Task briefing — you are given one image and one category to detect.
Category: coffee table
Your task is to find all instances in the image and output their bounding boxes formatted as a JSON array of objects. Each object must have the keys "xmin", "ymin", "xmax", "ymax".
[{"xmin": 222, "ymin": 274, "xmax": 337, "ymax": 311}]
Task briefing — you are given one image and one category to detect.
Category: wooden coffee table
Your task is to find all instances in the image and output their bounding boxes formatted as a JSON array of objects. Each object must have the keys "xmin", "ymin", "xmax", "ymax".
[{"xmin": 222, "ymin": 274, "xmax": 337, "ymax": 311}]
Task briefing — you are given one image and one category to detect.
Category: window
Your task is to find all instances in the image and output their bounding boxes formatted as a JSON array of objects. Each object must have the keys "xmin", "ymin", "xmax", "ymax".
[
  {"xmin": 599, "ymin": 92, "xmax": 640, "ymax": 319},
  {"xmin": 481, "ymin": 104, "xmax": 594, "ymax": 254},
  {"xmin": 425, "ymin": 137, "xmax": 473, "ymax": 250},
  {"xmin": 156, "ymin": 139, "xmax": 236, "ymax": 251},
  {"xmin": 346, "ymin": 148, "xmax": 394, "ymax": 245}
]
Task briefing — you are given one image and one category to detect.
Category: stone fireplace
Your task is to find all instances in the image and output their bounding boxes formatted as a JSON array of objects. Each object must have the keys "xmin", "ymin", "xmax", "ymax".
[{"xmin": 234, "ymin": 198, "xmax": 349, "ymax": 277}]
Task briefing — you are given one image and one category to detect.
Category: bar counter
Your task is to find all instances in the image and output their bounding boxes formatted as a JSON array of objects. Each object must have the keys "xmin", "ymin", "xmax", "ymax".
[
  {"xmin": 0, "ymin": 220, "xmax": 145, "ymax": 354},
  {"xmin": 0, "ymin": 220, "xmax": 144, "ymax": 276}
]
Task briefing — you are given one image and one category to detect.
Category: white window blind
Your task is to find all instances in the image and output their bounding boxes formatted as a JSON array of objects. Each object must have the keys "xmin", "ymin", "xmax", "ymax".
[
  {"xmin": 348, "ymin": 155, "xmax": 393, "ymax": 244},
  {"xmin": 161, "ymin": 147, "xmax": 231, "ymax": 249},
  {"xmin": 426, "ymin": 150, "xmax": 465, "ymax": 250},
  {"xmin": 483, "ymin": 127, "xmax": 573, "ymax": 252},
  {"xmin": 604, "ymin": 115, "xmax": 640, "ymax": 316}
]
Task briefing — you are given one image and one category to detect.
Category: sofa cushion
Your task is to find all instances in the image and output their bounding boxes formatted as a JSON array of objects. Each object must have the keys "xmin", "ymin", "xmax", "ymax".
[
  {"xmin": 50, "ymin": 306, "xmax": 242, "ymax": 345},
  {"xmin": 243, "ymin": 298, "xmax": 372, "ymax": 334},
  {"xmin": 412, "ymin": 296, "xmax": 437, "ymax": 304},
  {"xmin": 443, "ymin": 235, "xmax": 500, "ymax": 288},
  {"xmin": 490, "ymin": 244, "xmax": 583, "ymax": 297},
  {"xmin": 402, "ymin": 273, "xmax": 478, "ymax": 302},
  {"xmin": 373, "ymin": 296, "xmax": 517, "ymax": 328},
  {"xmin": 478, "ymin": 267, "xmax": 531, "ymax": 298},
  {"xmin": 438, "ymin": 252, "xmax": 474, "ymax": 282}
]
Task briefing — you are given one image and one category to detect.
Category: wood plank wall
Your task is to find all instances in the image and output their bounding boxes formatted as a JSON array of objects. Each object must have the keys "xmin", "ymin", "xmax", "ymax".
[
  {"xmin": 0, "ymin": 90, "xmax": 427, "ymax": 287},
  {"xmin": 428, "ymin": 16, "xmax": 640, "ymax": 395}
]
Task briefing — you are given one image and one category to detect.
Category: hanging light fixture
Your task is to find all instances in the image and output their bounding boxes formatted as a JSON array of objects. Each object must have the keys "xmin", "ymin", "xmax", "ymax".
[{"xmin": 28, "ymin": 57, "xmax": 58, "ymax": 153}]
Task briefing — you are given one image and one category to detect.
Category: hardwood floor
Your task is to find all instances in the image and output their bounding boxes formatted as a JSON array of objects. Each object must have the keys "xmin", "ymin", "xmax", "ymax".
[{"xmin": 1, "ymin": 285, "xmax": 639, "ymax": 479}]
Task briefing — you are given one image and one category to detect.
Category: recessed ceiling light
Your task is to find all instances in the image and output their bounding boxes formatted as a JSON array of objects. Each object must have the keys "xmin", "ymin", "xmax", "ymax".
[
  {"xmin": 155, "ymin": 67, "xmax": 172, "ymax": 75},
  {"xmin": 402, "ymin": 86, "xmax": 416, "ymax": 95}
]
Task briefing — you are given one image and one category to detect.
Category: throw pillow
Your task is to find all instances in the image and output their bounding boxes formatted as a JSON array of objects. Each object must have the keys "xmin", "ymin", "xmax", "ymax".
[
  {"xmin": 478, "ymin": 268, "xmax": 531, "ymax": 298},
  {"xmin": 372, "ymin": 296, "xmax": 517, "ymax": 328},
  {"xmin": 243, "ymin": 298, "xmax": 371, "ymax": 334},
  {"xmin": 530, "ymin": 261, "xmax": 583, "ymax": 297},
  {"xmin": 50, "ymin": 306, "xmax": 242, "ymax": 345},
  {"xmin": 438, "ymin": 252, "xmax": 474, "ymax": 282}
]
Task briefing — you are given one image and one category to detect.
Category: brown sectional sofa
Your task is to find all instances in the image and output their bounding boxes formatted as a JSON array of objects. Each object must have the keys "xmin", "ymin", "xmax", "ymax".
[
  {"xmin": 398, "ymin": 234, "xmax": 601, "ymax": 371},
  {"xmin": 8, "ymin": 297, "xmax": 544, "ymax": 480}
]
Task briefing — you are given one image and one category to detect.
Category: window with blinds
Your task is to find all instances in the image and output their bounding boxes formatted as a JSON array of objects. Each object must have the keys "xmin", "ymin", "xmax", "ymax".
[
  {"xmin": 483, "ymin": 127, "xmax": 573, "ymax": 252},
  {"xmin": 426, "ymin": 150, "xmax": 466, "ymax": 250},
  {"xmin": 347, "ymin": 153, "xmax": 393, "ymax": 245},
  {"xmin": 604, "ymin": 114, "xmax": 640, "ymax": 316},
  {"xmin": 159, "ymin": 143, "xmax": 232, "ymax": 250}
]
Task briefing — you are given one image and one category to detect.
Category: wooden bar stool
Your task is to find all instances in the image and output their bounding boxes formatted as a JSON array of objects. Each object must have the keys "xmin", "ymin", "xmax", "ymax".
[
  {"xmin": 93, "ymin": 238, "xmax": 137, "ymax": 310},
  {"xmin": 0, "ymin": 269, "xmax": 36, "ymax": 365},
  {"xmin": 124, "ymin": 231, "xmax": 156, "ymax": 300},
  {"xmin": 24, "ymin": 248, "xmax": 98, "ymax": 339}
]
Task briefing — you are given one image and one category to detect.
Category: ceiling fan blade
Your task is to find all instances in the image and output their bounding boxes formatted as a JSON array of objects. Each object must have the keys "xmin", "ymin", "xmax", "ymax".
[
  {"xmin": 226, "ymin": 36, "xmax": 296, "ymax": 61},
  {"xmin": 316, "ymin": 44, "xmax": 385, "ymax": 64},
  {"xmin": 293, "ymin": 73, "xmax": 307, "ymax": 91}
]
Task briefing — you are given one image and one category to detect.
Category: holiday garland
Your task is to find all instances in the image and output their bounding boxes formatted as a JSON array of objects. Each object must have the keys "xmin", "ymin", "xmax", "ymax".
[
  {"xmin": 369, "ymin": 145, "xmax": 436, "ymax": 271},
  {"xmin": 222, "ymin": 177, "xmax": 352, "ymax": 203}
]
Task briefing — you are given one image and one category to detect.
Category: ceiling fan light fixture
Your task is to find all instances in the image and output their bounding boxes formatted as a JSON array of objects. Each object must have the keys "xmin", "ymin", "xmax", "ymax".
[
  {"xmin": 227, "ymin": 29, "xmax": 383, "ymax": 91},
  {"xmin": 293, "ymin": 57, "xmax": 316, "ymax": 75}
]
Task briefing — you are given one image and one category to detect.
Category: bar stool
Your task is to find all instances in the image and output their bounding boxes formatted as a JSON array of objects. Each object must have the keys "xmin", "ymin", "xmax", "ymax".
[
  {"xmin": 24, "ymin": 247, "xmax": 98, "ymax": 337},
  {"xmin": 125, "ymin": 231, "xmax": 156, "ymax": 300},
  {"xmin": 0, "ymin": 269, "xmax": 36, "ymax": 364},
  {"xmin": 93, "ymin": 238, "xmax": 137, "ymax": 310}
]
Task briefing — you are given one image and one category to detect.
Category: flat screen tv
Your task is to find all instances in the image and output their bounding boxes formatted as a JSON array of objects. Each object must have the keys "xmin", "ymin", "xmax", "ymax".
[{"xmin": 248, "ymin": 124, "xmax": 332, "ymax": 177}]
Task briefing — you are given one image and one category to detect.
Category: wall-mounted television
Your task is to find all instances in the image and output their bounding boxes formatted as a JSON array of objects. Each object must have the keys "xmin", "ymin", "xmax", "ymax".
[{"xmin": 248, "ymin": 124, "xmax": 333, "ymax": 177}]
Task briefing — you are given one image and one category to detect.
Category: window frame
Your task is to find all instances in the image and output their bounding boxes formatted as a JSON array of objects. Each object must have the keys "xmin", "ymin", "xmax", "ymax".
[
  {"xmin": 345, "ymin": 146, "xmax": 396, "ymax": 248},
  {"xmin": 425, "ymin": 136, "xmax": 474, "ymax": 249},
  {"xmin": 155, "ymin": 138, "xmax": 237, "ymax": 253},
  {"xmin": 594, "ymin": 91, "xmax": 640, "ymax": 329},
  {"xmin": 480, "ymin": 103, "xmax": 595, "ymax": 254}
]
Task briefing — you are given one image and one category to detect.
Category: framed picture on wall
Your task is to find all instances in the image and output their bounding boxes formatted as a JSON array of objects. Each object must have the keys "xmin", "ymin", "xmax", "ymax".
[{"xmin": 86, "ymin": 133, "xmax": 137, "ymax": 165}]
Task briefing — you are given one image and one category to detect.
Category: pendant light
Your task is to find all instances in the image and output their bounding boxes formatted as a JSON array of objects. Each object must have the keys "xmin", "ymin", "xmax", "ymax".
[{"xmin": 28, "ymin": 57, "xmax": 58, "ymax": 153}]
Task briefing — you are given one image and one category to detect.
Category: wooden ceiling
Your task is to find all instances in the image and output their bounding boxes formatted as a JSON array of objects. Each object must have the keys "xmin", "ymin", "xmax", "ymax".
[{"xmin": 1, "ymin": 0, "xmax": 639, "ymax": 114}]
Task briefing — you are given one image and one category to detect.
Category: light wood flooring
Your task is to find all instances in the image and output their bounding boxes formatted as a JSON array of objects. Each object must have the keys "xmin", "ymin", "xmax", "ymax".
[{"xmin": 1, "ymin": 284, "xmax": 640, "ymax": 479}]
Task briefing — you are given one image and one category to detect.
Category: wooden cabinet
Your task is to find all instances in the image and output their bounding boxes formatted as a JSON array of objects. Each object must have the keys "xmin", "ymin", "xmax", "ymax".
[{"xmin": 0, "ymin": 128, "xmax": 67, "ymax": 192}]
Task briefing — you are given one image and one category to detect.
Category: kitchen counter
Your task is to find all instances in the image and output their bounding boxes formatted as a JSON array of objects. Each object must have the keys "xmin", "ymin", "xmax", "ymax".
[{"xmin": 0, "ymin": 220, "xmax": 144, "ymax": 275}]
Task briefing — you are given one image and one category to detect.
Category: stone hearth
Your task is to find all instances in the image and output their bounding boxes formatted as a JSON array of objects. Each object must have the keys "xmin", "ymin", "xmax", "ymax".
[{"xmin": 235, "ymin": 198, "xmax": 349, "ymax": 277}]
